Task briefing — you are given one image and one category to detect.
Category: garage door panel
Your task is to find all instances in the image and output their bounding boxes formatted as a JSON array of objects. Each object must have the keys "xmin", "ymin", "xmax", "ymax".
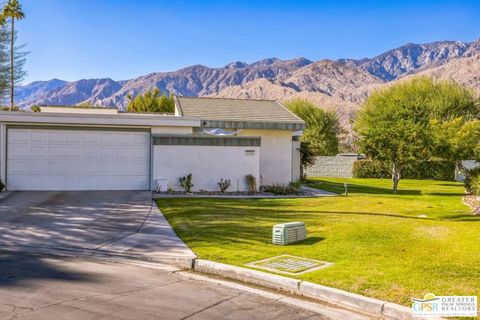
[
  {"xmin": 99, "ymin": 162, "xmax": 116, "ymax": 174},
  {"xmin": 115, "ymin": 132, "xmax": 131, "ymax": 145},
  {"xmin": 9, "ymin": 161, "xmax": 30, "ymax": 173},
  {"xmin": 82, "ymin": 132, "xmax": 97, "ymax": 143},
  {"xmin": 48, "ymin": 146, "xmax": 66, "ymax": 158},
  {"xmin": 66, "ymin": 131, "xmax": 82, "ymax": 143},
  {"xmin": 132, "ymin": 148, "xmax": 150, "ymax": 160},
  {"xmin": 31, "ymin": 131, "xmax": 47, "ymax": 142},
  {"xmin": 115, "ymin": 147, "xmax": 133, "ymax": 159},
  {"xmin": 7, "ymin": 175, "xmax": 29, "ymax": 189},
  {"xmin": 7, "ymin": 128, "xmax": 150, "ymax": 191},
  {"xmin": 32, "ymin": 146, "xmax": 48, "ymax": 158},
  {"xmin": 65, "ymin": 161, "xmax": 81, "ymax": 175},
  {"xmin": 45, "ymin": 176, "xmax": 66, "ymax": 189},
  {"xmin": 8, "ymin": 145, "xmax": 30, "ymax": 158},
  {"xmin": 9, "ymin": 130, "xmax": 30, "ymax": 143},
  {"xmin": 98, "ymin": 132, "xmax": 115, "ymax": 144},
  {"xmin": 48, "ymin": 131, "xmax": 66, "ymax": 143},
  {"xmin": 66, "ymin": 146, "xmax": 82, "ymax": 158},
  {"xmin": 64, "ymin": 177, "xmax": 82, "ymax": 189},
  {"xmin": 48, "ymin": 161, "xmax": 67, "ymax": 174},
  {"xmin": 131, "ymin": 133, "xmax": 150, "ymax": 145},
  {"xmin": 31, "ymin": 161, "xmax": 48, "ymax": 174},
  {"xmin": 83, "ymin": 146, "xmax": 98, "ymax": 158},
  {"xmin": 82, "ymin": 161, "xmax": 99, "ymax": 175},
  {"xmin": 99, "ymin": 147, "xmax": 115, "ymax": 160},
  {"xmin": 31, "ymin": 176, "xmax": 47, "ymax": 189}
]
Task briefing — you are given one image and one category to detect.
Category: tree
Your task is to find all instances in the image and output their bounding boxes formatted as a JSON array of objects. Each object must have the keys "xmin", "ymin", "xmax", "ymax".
[
  {"xmin": 355, "ymin": 78, "xmax": 433, "ymax": 193},
  {"xmin": 431, "ymin": 118, "xmax": 480, "ymax": 184},
  {"xmin": 427, "ymin": 80, "xmax": 480, "ymax": 178},
  {"xmin": 126, "ymin": 88, "xmax": 175, "ymax": 113},
  {"xmin": 2, "ymin": 0, "xmax": 25, "ymax": 110},
  {"xmin": 0, "ymin": 15, "xmax": 9, "ymax": 101},
  {"xmin": 285, "ymin": 99, "xmax": 342, "ymax": 155},
  {"xmin": 299, "ymin": 141, "xmax": 315, "ymax": 179}
]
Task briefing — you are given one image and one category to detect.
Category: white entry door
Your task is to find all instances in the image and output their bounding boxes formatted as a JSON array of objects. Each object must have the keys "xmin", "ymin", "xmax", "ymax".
[{"xmin": 7, "ymin": 128, "xmax": 150, "ymax": 190}]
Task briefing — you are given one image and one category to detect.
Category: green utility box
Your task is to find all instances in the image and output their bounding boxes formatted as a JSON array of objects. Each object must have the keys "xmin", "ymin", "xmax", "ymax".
[{"xmin": 272, "ymin": 222, "xmax": 307, "ymax": 245}]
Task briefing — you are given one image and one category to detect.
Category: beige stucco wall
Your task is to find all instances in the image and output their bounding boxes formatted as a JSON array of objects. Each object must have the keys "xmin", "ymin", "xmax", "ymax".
[
  {"xmin": 152, "ymin": 145, "xmax": 260, "ymax": 192},
  {"xmin": 238, "ymin": 129, "xmax": 293, "ymax": 185}
]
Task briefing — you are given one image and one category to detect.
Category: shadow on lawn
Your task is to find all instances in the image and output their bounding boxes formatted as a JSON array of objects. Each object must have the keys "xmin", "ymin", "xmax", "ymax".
[
  {"xmin": 290, "ymin": 236, "xmax": 324, "ymax": 245},
  {"xmin": 171, "ymin": 200, "xmax": 479, "ymax": 224},
  {"xmin": 442, "ymin": 214, "xmax": 480, "ymax": 222},
  {"xmin": 307, "ymin": 180, "xmax": 421, "ymax": 196}
]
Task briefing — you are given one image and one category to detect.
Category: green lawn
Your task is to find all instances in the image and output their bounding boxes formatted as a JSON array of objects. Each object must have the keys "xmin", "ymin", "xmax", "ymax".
[{"xmin": 156, "ymin": 178, "xmax": 480, "ymax": 306}]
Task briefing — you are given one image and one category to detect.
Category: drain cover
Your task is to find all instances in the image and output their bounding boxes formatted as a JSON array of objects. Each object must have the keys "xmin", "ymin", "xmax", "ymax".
[{"xmin": 246, "ymin": 255, "xmax": 333, "ymax": 275}]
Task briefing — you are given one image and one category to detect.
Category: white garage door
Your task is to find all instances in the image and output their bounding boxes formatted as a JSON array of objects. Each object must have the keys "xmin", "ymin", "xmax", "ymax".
[{"xmin": 7, "ymin": 128, "xmax": 150, "ymax": 191}]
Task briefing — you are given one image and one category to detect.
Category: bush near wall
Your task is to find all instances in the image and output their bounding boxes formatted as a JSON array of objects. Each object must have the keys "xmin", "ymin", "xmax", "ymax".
[
  {"xmin": 352, "ymin": 160, "xmax": 455, "ymax": 181},
  {"xmin": 470, "ymin": 176, "xmax": 480, "ymax": 196}
]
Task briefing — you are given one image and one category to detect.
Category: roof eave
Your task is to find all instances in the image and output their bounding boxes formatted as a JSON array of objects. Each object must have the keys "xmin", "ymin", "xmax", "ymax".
[{"xmin": 201, "ymin": 119, "xmax": 305, "ymax": 131}]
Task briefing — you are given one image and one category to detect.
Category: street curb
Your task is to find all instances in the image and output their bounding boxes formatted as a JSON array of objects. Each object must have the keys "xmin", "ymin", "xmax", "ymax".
[
  {"xmin": 299, "ymin": 281, "xmax": 384, "ymax": 317},
  {"xmin": 193, "ymin": 259, "xmax": 442, "ymax": 320},
  {"xmin": 0, "ymin": 245, "xmax": 195, "ymax": 269},
  {"xmin": 193, "ymin": 259, "xmax": 301, "ymax": 293}
]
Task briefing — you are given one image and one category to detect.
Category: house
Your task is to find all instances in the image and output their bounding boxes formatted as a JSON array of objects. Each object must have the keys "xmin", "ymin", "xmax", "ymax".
[{"xmin": 0, "ymin": 97, "xmax": 304, "ymax": 192}]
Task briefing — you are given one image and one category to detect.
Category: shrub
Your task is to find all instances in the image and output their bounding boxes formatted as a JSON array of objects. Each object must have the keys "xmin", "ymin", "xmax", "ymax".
[
  {"xmin": 31, "ymin": 105, "xmax": 41, "ymax": 112},
  {"xmin": 179, "ymin": 174, "xmax": 194, "ymax": 192},
  {"xmin": 1, "ymin": 106, "xmax": 18, "ymax": 111},
  {"xmin": 263, "ymin": 182, "xmax": 300, "ymax": 195},
  {"xmin": 217, "ymin": 178, "xmax": 231, "ymax": 193},
  {"xmin": 352, "ymin": 160, "xmax": 390, "ymax": 178},
  {"xmin": 352, "ymin": 160, "xmax": 455, "ymax": 181},
  {"xmin": 0, "ymin": 180, "xmax": 4, "ymax": 192},
  {"xmin": 464, "ymin": 167, "xmax": 480, "ymax": 193},
  {"xmin": 469, "ymin": 176, "xmax": 480, "ymax": 196}
]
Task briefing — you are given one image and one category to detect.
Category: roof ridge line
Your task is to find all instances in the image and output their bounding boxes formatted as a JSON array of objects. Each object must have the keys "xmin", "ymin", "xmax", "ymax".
[{"xmin": 178, "ymin": 96, "xmax": 278, "ymax": 102}]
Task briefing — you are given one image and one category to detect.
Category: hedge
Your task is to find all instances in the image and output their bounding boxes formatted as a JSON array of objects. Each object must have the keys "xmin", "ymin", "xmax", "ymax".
[{"xmin": 352, "ymin": 160, "xmax": 455, "ymax": 181}]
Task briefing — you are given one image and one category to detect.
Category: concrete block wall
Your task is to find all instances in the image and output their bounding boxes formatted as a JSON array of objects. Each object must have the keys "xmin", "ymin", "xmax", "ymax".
[{"xmin": 305, "ymin": 156, "xmax": 357, "ymax": 178}]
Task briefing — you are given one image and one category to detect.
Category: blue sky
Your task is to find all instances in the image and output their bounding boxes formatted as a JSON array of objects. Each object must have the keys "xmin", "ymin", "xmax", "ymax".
[{"xmin": 17, "ymin": 0, "xmax": 480, "ymax": 83}]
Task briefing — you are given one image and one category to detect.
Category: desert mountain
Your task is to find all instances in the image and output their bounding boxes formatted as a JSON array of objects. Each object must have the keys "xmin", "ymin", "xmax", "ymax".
[
  {"xmin": 15, "ymin": 39, "xmax": 480, "ymax": 117},
  {"xmin": 347, "ymin": 40, "xmax": 480, "ymax": 81},
  {"xmin": 15, "ymin": 79, "xmax": 67, "ymax": 105}
]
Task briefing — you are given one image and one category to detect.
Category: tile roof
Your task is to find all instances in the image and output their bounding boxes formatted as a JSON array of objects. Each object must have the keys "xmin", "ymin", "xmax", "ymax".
[{"xmin": 176, "ymin": 97, "xmax": 304, "ymax": 124}]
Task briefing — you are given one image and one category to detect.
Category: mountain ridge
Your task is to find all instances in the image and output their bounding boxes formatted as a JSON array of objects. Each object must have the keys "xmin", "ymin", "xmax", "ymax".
[{"xmin": 15, "ymin": 39, "xmax": 480, "ymax": 114}]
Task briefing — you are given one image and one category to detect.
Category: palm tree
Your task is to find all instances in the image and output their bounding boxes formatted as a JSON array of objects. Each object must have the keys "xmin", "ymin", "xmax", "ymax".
[{"xmin": 2, "ymin": 0, "xmax": 24, "ymax": 110}]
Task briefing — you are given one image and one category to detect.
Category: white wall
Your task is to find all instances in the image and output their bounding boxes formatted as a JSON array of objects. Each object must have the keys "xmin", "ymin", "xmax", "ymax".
[
  {"xmin": 153, "ymin": 145, "xmax": 260, "ymax": 192},
  {"xmin": 239, "ymin": 129, "xmax": 294, "ymax": 185}
]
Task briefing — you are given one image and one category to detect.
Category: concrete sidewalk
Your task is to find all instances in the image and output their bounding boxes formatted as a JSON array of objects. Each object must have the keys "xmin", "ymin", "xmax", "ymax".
[{"xmin": 96, "ymin": 202, "xmax": 196, "ymax": 267}]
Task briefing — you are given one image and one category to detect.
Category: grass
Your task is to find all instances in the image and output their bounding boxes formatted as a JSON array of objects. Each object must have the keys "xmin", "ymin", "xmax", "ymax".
[{"xmin": 156, "ymin": 178, "xmax": 480, "ymax": 306}]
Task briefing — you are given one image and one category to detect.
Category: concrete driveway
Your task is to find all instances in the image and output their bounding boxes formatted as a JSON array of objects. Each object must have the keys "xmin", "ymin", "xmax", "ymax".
[
  {"xmin": 0, "ymin": 253, "xmax": 368, "ymax": 320},
  {"xmin": 0, "ymin": 191, "xmax": 196, "ymax": 266}
]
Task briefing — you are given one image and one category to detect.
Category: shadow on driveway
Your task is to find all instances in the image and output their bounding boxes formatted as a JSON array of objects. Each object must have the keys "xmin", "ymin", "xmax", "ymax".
[
  {"xmin": 0, "ymin": 252, "xmax": 90, "ymax": 287},
  {"xmin": 0, "ymin": 191, "xmax": 152, "ymax": 251}
]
